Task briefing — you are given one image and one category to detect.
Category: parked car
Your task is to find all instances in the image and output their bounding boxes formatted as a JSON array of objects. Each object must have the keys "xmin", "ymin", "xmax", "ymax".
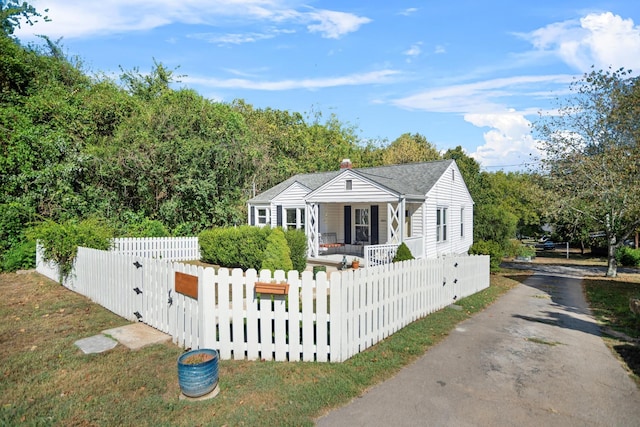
[{"xmin": 543, "ymin": 241, "xmax": 555, "ymax": 250}]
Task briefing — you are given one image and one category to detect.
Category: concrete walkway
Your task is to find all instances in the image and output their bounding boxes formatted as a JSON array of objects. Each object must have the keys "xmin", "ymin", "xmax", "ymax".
[
  {"xmin": 316, "ymin": 270, "xmax": 640, "ymax": 426},
  {"xmin": 75, "ymin": 323, "xmax": 171, "ymax": 354}
]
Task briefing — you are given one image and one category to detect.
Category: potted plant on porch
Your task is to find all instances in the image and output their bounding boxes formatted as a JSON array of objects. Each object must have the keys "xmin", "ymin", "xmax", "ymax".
[
  {"xmin": 177, "ymin": 348, "xmax": 219, "ymax": 398},
  {"xmin": 351, "ymin": 258, "xmax": 360, "ymax": 269}
]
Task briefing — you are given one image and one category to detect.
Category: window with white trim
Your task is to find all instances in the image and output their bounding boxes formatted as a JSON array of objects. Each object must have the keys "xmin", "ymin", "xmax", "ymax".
[
  {"xmin": 355, "ymin": 208, "xmax": 369, "ymax": 243},
  {"xmin": 256, "ymin": 207, "xmax": 269, "ymax": 226},
  {"xmin": 460, "ymin": 207, "xmax": 465, "ymax": 237},
  {"xmin": 285, "ymin": 208, "xmax": 305, "ymax": 230},
  {"xmin": 437, "ymin": 207, "xmax": 447, "ymax": 242}
]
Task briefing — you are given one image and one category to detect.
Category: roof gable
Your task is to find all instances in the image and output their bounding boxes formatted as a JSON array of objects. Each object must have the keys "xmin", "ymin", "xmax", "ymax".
[{"xmin": 247, "ymin": 159, "xmax": 457, "ymax": 203}]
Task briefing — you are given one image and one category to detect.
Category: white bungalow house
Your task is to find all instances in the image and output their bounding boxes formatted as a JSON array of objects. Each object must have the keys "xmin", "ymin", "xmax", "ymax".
[{"xmin": 247, "ymin": 159, "xmax": 474, "ymax": 266}]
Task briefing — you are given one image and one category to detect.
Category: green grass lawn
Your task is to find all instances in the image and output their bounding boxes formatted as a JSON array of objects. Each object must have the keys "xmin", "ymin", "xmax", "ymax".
[{"xmin": 0, "ymin": 263, "xmax": 637, "ymax": 426}]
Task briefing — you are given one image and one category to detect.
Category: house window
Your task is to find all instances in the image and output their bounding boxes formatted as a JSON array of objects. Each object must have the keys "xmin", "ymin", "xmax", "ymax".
[
  {"xmin": 437, "ymin": 207, "xmax": 447, "ymax": 242},
  {"xmin": 346, "ymin": 179, "xmax": 352, "ymax": 190},
  {"xmin": 355, "ymin": 208, "xmax": 369, "ymax": 243},
  {"xmin": 285, "ymin": 208, "xmax": 305, "ymax": 230},
  {"xmin": 460, "ymin": 208, "xmax": 464, "ymax": 237},
  {"xmin": 257, "ymin": 208, "xmax": 269, "ymax": 226}
]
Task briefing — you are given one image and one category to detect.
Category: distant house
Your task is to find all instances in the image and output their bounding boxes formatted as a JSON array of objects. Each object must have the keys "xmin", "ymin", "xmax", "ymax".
[{"xmin": 247, "ymin": 159, "xmax": 474, "ymax": 264}]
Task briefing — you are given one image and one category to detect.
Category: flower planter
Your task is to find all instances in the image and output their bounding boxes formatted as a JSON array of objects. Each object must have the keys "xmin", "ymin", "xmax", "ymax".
[
  {"xmin": 177, "ymin": 348, "xmax": 219, "ymax": 398},
  {"xmin": 351, "ymin": 260, "xmax": 360, "ymax": 269}
]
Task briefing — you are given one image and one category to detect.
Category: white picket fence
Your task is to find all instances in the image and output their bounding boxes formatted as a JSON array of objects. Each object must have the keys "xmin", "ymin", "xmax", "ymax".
[
  {"xmin": 38, "ymin": 245, "xmax": 489, "ymax": 362},
  {"xmin": 111, "ymin": 237, "xmax": 200, "ymax": 261}
]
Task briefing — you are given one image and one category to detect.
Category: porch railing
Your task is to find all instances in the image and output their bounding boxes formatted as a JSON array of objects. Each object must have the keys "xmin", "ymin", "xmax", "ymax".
[{"xmin": 365, "ymin": 243, "xmax": 398, "ymax": 267}]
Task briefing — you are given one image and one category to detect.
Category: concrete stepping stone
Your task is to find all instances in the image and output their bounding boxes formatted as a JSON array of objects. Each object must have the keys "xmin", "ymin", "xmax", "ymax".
[
  {"xmin": 75, "ymin": 334, "xmax": 118, "ymax": 354},
  {"xmin": 103, "ymin": 323, "xmax": 171, "ymax": 350}
]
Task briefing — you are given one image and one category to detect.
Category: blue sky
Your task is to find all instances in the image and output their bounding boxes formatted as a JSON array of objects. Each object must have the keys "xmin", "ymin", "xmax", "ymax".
[{"xmin": 16, "ymin": 1, "xmax": 640, "ymax": 171}]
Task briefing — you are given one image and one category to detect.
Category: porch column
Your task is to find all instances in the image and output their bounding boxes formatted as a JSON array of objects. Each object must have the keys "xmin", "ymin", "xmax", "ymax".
[
  {"xmin": 306, "ymin": 203, "xmax": 319, "ymax": 257},
  {"xmin": 387, "ymin": 199, "xmax": 405, "ymax": 244}
]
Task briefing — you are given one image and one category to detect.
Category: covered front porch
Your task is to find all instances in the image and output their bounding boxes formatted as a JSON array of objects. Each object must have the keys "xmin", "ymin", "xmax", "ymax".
[{"xmin": 305, "ymin": 199, "xmax": 426, "ymax": 266}]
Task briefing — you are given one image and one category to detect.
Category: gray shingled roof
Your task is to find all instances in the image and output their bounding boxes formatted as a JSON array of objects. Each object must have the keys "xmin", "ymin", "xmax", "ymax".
[{"xmin": 248, "ymin": 159, "xmax": 454, "ymax": 203}]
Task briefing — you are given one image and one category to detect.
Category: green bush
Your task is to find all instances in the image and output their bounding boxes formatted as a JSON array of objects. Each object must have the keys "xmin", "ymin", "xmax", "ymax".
[
  {"xmin": 2, "ymin": 240, "xmax": 36, "ymax": 272},
  {"xmin": 199, "ymin": 226, "xmax": 306, "ymax": 272},
  {"xmin": 469, "ymin": 240, "xmax": 503, "ymax": 272},
  {"xmin": 199, "ymin": 226, "xmax": 272, "ymax": 270},
  {"xmin": 28, "ymin": 218, "xmax": 114, "ymax": 282},
  {"xmin": 124, "ymin": 218, "xmax": 170, "ymax": 237},
  {"xmin": 616, "ymin": 246, "xmax": 640, "ymax": 267},
  {"xmin": 506, "ymin": 239, "xmax": 535, "ymax": 259},
  {"xmin": 284, "ymin": 228, "xmax": 307, "ymax": 272},
  {"xmin": 392, "ymin": 242, "xmax": 414, "ymax": 262},
  {"xmin": 0, "ymin": 202, "xmax": 35, "ymax": 254},
  {"xmin": 261, "ymin": 228, "xmax": 293, "ymax": 273}
]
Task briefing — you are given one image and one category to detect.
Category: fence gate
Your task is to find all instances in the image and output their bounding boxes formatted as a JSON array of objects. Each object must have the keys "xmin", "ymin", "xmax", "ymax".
[
  {"xmin": 127, "ymin": 258, "xmax": 201, "ymax": 349},
  {"xmin": 128, "ymin": 257, "xmax": 176, "ymax": 336}
]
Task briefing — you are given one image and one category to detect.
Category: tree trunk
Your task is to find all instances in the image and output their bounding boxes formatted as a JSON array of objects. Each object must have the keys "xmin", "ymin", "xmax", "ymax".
[{"xmin": 606, "ymin": 240, "xmax": 618, "ymax": 277}]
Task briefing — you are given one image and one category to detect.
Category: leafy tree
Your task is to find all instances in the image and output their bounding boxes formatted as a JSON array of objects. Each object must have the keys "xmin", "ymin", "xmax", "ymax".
[
  {"xmin": 1, "ymin": 0, "xmax": 48, "ymax": 37},
  {"xmin": 534, "ymin": 68, "xmax": 640, "ymax": 277},
  {"xmin": 382, "ymin": 133, "xmax": 440, "ymax": 165}
]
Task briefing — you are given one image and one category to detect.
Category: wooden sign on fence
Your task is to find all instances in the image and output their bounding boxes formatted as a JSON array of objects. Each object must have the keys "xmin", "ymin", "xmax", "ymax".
[{"xmin": 175, "ymin": 272, "xmax": 198, "ymax": 299}]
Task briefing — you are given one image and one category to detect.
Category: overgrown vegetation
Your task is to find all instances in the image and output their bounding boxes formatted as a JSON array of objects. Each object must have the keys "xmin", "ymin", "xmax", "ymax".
[{"xmin": 28, "ymin": 218, "xmax": 113, "ymax": 282}]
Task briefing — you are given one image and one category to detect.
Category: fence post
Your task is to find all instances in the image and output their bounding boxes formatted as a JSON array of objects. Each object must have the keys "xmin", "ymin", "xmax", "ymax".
[{"xmin": 201, "ymin": 267, "xmax": 216, "ymax": 349}]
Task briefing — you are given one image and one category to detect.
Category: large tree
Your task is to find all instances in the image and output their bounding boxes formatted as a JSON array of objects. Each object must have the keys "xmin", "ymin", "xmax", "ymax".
[{"xmin": 534, "ymin": 68, "xmax": 640, "ymax": 277}]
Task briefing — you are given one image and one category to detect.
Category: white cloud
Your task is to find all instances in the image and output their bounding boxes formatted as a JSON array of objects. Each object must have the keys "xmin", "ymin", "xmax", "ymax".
[
  {"xmin": 306, "ymin": 9, "xmax": 371, "ymax": 39},
  {"xmin": 404, "ymin": 42, "xmax": 422, "ymax": 58},
  {"xmin": 398, "ymin": 8, "xmax": 418, "ymax": 16},
  {"xmin": 17, "ymin": 0, "xmax": 370, "ymax": 40},
  {"xmin": 189, "ymin": 32, "xmax": 277, "ymax": 45},
  {"xmin": 392, "ymin": 74, "xmax": 574, "ymax": 114},
  {"xmin": 182, "ymin": 69, "xmax": 400, "ymax": 91},
  {"xmin": 465, "ymin": 112, "xmax": 541, "ymax": 170},
  {"xmin": 520, "ymin": 12, "xmax": 640, "ymax": 71}
]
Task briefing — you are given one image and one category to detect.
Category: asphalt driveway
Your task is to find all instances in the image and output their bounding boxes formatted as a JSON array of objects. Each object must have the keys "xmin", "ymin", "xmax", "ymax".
[{"xmin": 316, "ymin": 265, "xmax": 640, "ymax": 426}]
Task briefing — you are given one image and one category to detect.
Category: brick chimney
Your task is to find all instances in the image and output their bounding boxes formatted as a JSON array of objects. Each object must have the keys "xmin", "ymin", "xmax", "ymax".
[{"xmin": 340, "ymin": 158, "xmax": 353, "ymax": 169}]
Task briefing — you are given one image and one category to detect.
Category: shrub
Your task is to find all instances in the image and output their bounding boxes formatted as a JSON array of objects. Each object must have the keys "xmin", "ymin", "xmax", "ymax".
[
  {"xmin": 199, "ymin": 226, "xmax": 271, "ymax": 270},
  {"xmin": 0, "ymin": 202, "xmax": 35, "ymax": 254},
  {"xmin": 199, "ymin": 227, "xmax": 240, "ymax": 267},
  {"xmin": 125, "ymin": 218, "xmax": 170, "ymax": 237},
  {"xmin": 507, "ymin": 239, "xmax": 535, "ymax": 259},
  {"xmin": 261, "ymin": 228, "xmax": 293, "ymax": 273},
  {"xmin": 284, "ymin": 228, "xmax": 307, "ymax": 272},
  {"xmin": 469, "ymin": 240, "xmax": 503, "ymax": 272},
  {"xmin": 392, "ymin": 242, "xmax": 414, "ymax": 262},
  {"xmin": 28, "ymin": 218, "xmax": 113, "ymax": 282},
  {"xmin": 616, "ymin": 246, "xmax": 640, "ymax": 267},
  {"xmin": 2, "ymin": 240, "xmax": 36, "ymax": 272}
]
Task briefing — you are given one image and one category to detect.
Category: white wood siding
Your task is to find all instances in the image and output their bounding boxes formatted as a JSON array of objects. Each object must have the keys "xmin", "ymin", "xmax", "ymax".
[
  {"xmin": 273, "ymin": 182, "xmax": 310, "ymax": 206},
  {"xmin": 307, "ymin": 171, "xmax": 399, "ymax": 203},
  {"xmin": 424, "ymin": 163, "xmax": 474, "ymax": 257}
]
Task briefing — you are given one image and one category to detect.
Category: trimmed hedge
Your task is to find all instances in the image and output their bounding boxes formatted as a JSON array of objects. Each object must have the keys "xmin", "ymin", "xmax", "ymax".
[
  {"xmin": 284, "ymin": 228, "xmax": 307, "ymax": 272},
  {"xmin": 262, "ymin": 228, "xmax": 293, "ymax": 272},
  {"xmin": 199, "ymin": 226, "xmax": 307, "ymax": 272}
]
